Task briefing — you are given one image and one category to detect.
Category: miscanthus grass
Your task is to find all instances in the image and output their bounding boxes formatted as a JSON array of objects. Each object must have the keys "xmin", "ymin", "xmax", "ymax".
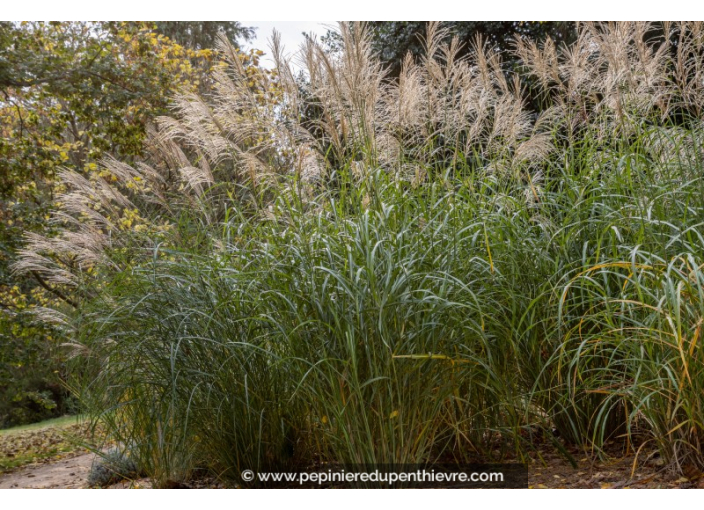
[{"xmin": 15, "ymin": 22, "xmax": 704, "ymax": 484}]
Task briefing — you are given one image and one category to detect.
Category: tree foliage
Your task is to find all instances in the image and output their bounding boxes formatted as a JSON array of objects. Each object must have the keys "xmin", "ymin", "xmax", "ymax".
[
  {"xmin": 323, "ymin": 22, "xmax": 576, "ymax": 77},
  {"xmin": 154, "ymin": 21, "xmax": 254, "ymax": 50}
]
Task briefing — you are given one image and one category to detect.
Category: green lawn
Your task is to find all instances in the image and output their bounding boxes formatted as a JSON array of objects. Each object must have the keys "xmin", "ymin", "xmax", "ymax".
[{"xmin": 0, "ymin": 415, "xmax": 84, "ymax": 435}]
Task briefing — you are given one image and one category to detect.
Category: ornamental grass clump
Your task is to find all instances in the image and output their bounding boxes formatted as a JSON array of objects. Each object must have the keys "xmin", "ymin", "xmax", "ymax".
[{"xmin": 15, "ymin": 22, "xmax": 704, "ymax": 483}]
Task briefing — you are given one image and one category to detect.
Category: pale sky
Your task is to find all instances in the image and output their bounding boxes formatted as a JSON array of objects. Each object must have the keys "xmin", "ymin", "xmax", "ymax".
[{"xmin": 245, "ymin": 21, "xmax": 336, "ymax": 68}]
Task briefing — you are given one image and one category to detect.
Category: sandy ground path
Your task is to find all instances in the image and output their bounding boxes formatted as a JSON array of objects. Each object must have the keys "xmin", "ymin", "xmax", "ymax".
[
  {"xmin": 0, "ymin": 452, "xmax": 93, "ymax": 489},
  {"xmin": 0, "ymin": 452, "xmax": 150, "ymax": 489}
]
